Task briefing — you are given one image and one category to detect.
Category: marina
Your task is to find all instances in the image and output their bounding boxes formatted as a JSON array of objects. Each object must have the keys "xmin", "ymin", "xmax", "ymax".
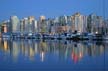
[{"xmin": 0, "ymin": 33, "xmax": 105, "ymax": 41}]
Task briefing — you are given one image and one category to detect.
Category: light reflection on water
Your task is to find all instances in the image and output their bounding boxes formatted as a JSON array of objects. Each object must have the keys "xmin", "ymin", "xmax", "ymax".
[{"xmin": 0, "ymin": 39, "xmax": 108, "ymax": 70}]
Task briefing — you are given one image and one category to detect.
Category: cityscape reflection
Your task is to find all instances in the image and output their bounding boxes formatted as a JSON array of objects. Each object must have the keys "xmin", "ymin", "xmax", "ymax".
[{"xmin": 0, "ymin": 40, "xmax": 107, "ymax": 63}]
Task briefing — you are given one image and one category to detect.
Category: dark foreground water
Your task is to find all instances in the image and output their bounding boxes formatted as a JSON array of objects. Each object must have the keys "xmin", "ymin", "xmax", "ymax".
[{"xmin": 0, "ymin": 39, "xmax": 108, "ymax": 71}]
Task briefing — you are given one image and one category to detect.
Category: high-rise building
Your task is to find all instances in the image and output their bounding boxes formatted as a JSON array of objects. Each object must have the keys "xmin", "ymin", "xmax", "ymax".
[
  {"xmin": 10, "ymin": 16, "xmax": 20, "ymax": 33},
  {"xmin": 1, "ymin": 23, "xmax": 8, "ymax": 33},
  {"xmin": 40, "ymin": 15, "xmax": 46, "ymax": 21},
  {"xmin": 20, "ymin": 19, "xmax": 24, "ymax": 33},
  {"xmin": 105, "ymin": 19, "xmax": 108, "ymax": 35},
  {"xmin": 28, "ymin": 16, "xmax": 35, "ymax": 33},
  {"xmin": 82, "ymin": 16, "xmax": 88, "ymax": 33},
  {"xmin": 87, "ymin": 14, "xmax": 96, "ymax": 33},
  {"xmin": 20, "ymin": 18, "xmax": 29, "ymax": 33},
  {"xmin": 73, "ymin": 13, "xmax": 87, "ymax": 33},
  {"xmin": 38, "ymin": 16, "xmax": 47, "ymax": 34},
  {"xmin": 23, "ymin": 18, "xmax": 29, "ymax": 33},
  {"xmin": 47, "ymin": 19, "xmax": 55, "ymax": 34},
  {"xmin": 70, "ymin": 16, "xmax": 75, "ymax": 33},
  {"xmin": 34, "ymin": 20, "xmax": 38, "ymax": 33},
  {"xmin": 67, "ymin": 16, "xmax": 73, "ymax": 33},
  {"xmin": 58, "ymin": 15, "xmax": 67, "ymax": 26},
  {"xmin": 95, "ymin": 16, "xmax": 103, "ymax": 34},
  {"xmin": 87, "ymin": 14, "xmax": 104, "ymax": 34},
  {"xmin": 55, "ymin": 15, "xmax": 68, "ymax": 34},
  {"xmin": 1, "ymin": 20, "xmax": 11, "ymax": 33},
  {"xmin": 53, "ymin": 17, "xmax": 59, "ymax": 34},
  {"xmin": 23, "ymin": 16, "xmax": 38, "ymax": 33}
]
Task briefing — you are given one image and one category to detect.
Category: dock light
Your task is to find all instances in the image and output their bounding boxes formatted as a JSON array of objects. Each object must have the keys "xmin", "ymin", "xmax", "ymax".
[{"xmin": 96, "ymin": 32, "xmax": 98, "ymax": 34}]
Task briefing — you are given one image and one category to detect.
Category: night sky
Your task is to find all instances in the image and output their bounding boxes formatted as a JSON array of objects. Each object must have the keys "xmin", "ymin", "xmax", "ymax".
[{"xmin": 0, "ymin": 0, "xmax": 108, "ymax": 21}]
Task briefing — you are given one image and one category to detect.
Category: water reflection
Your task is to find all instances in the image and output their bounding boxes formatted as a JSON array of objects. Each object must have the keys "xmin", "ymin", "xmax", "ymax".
[{"xmin": 0, "ymin": 39, "xmax": 107, "ymax": 63}]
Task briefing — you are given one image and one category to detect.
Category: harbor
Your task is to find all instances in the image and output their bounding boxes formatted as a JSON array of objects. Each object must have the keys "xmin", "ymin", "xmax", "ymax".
[{"xmin": 0, "ymin": 32, "xmax": 106, "ymax": 41}]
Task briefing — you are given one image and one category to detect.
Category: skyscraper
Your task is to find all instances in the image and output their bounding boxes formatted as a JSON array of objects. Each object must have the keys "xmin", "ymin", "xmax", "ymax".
[
  {"xmin": 87, "ymin": 14, "xmax": 104, "ymax": 34},
  {"xmin": 47, "ymin": 19, "xmax": 55, "ymax": 35},
  {"xmin": 1, "ymin": 20, "xmax": 11, "ymax": 33},
  {"xmin": 20, "ymin": 19, "xmax": 24, "ymax": 33},
  {"xmin": 87, "ymin": 14, "xmax": 96, "ymax": 33},
  {"xmin": 105, "ymin": 19, "xmax": 108, "ymax": 35},
  {"xmin": 38, "ymin": 15, "xmax": 47, "ymax": 34},
  {"xmin": 1, "ymin": 22, "xmax": 8, "ymax": 33},
  {"xmin": 58, "ymin": 15, "xmax": 67, "ymax": 26},
  {"xmin": 74, "ymin": 13, "xmax": 86, "ymax": 33},
  {"xmin": 40, "ymin": 16, "xmax": 46, "ymax": 21},
  {"xmin": 23, "ymin": 18, "xmax": 29, "ymax": 33},
  {"xmin": 10, "ymin": 16, "xmax": 20, "ymax": 33},
  {"xmin": 34, "ymin": 20, "xmax": 38, "ymax": 33},
  {"xmin": 82, "ymin": 16, "xmax": 88, "ymax": 33},
  {"xmin": 95, "ymin": 16, "xmax": 103, "ymax": 34},
  {"xmin": 70, "ymin": 16, "xmax": 75, "ymax": 33},
  {"xmin": 67, "ymin": 16, "xmax": 73, "ymax": 33},
  {"xmin": 28, "ymin": 16, "xmax": 35, "ymax": 33},
  {"xmin": 55, "ymin": 15, "xmax": 68, "ymax": 34}
]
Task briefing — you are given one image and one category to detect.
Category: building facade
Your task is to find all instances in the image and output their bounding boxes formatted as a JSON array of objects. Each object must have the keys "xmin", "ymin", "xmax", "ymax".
[
  {"xmin": 73, "ymin": 13, "xmax": 87, "ymax": 33},
  {"xmin": 10, "ymin": 16, "xmax": 20, "ymax": 33},
  {"xmin": 87, "ymin": 14, "xmax": 104, "ymax": 34}
]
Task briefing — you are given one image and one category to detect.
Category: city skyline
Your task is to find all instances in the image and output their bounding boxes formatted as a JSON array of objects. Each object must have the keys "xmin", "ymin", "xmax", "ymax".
[
  {"xmin": 0, "ymin": 0, "xmax": 108, "ymax": 21},
  {"xmin": 0, "ymin": 12, "xmax": 107, "ymax": 36},
  {"xmin": 0, "ymin": 1, "xmax": 108, "ymax": 71},
  {"xmin": 0, "ymin": 12, "xmax": 107, "ymax": 22}
]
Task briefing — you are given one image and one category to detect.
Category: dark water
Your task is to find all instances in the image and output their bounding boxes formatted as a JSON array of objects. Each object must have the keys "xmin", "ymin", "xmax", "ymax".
[{"xmin": 0, "ymin": 39, "xmax": 108, "ymax": 71}]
